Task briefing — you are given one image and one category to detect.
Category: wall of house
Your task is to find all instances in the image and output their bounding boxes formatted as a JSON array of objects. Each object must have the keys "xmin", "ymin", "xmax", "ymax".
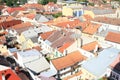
[
  {"xmin": 105, "ymin": 41, "xmax": 120, "ymax": 49},
  {"xmin": 53, "ymin": 49, "xmax": 63, "ymax": 58},
  {"xmin": 18, "ymin": 34, "xmax": 26, "ymax": 43},
  {"xmin": 0, "ymin": 45, "xmax": 8, "ymax": 53},
  {"xmin": 110, "ymin": 70, "xmax": 120, "ymax": 80},
  {"xmin": 65, "ymin": 39, "xmax": 80, "ymax": 55},
  {"xmin": 80, "ymin": 68, "xmax": 96, "ymax": 80},
  {"xmin": 93, "ymin": 35, "xmax": 105, "ymax": 43},
  {"xmin": 62, "ymin": 6, "xmax": 73, "ymax": 16}
]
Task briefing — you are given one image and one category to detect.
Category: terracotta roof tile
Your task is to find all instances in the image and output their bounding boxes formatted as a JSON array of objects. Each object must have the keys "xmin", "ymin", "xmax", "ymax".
[
  {"xmin": 12, "ymin": 22, "xmax": 32, "ymax": 30},
  {"xmin": 0, "ymin": 36, "xmax": 6, "ymax": 44},
  {"xmin": 105, "ymin": 32, "xmax": 120, "ymax": 44},
  {"xmin": 0, "ymin": 69, "xmax": 21, "ymax": 80},
  {"xmin": 93, "ymin": 17, "xmax": 120, "ymax": 26},
  {"xmin": 6, "ymin": 7, "xmax": 25, "ymax": 13},
  {"xmin": 52, "ymin": 51, "xmax": 86, "ymax": 70},
  {"xmin": 83, "ymin": 14, "xmax": 93, "ymax": 21},
  {"xmin": 32, "ymin": 46, "xmax": 42, "ymax": 51},
  {"xmin": 83, "ymin": 23, "xmax": 100, "ymax": 35},
  {"xmin": 82, "ymin": 41, "xmax": 101, "ymax": 52},
  {"xmin": 0, "ymin": 31, "xmax": 8, "ymax": 35},
  {"xmin": 24, "ymin": 13, "xmax": 36, "ymax": 19},
  {"xmin": 0, "ymin": 20, "xmax": 22, "ymax": 29},
  {"xmin": 110, "ymin": 54, "xmax": 120, "ymax": 68},
  {"xmin": 23, "ymin": 3, "xmax": 44, "ymax": 10},
  {"xmin": 58, "ymin": 41, "xmax": 74, "ymax": 53},
  {"xmin": 55, "ymin": 19, "xmax": 80, "ymax": 28},
  {"xmin": 40, "ymin": 30, "xmax": 55, "ymax": 40}
]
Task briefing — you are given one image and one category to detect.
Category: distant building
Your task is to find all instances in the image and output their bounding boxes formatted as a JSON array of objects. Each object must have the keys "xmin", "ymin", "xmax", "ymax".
[{"xmin": 27, "ymin": 0, "xmax": 38, "ymax": 4}]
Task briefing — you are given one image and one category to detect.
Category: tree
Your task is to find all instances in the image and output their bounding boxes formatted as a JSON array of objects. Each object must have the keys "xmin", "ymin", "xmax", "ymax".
[
  {"xmin": 52, "ymin": 12, "xmax": 62, "ymax": 18},
  {"xmin": 3, "ymin": 0, "xmax": 19, "ymax": 7},
  {"xmin": 49, "ymin": 0, "xmax": 57, "ymax": 3},
  {"xmin": 38, "ymin": 0, "xmax": 49, "ymax": 5},
  {"xmin": 77, "ymin": 0, "xmax": 88, "ymax": 2},
  {"xmin": 38, "ymin": 0, "xmax": 57, "ymax": 5}
]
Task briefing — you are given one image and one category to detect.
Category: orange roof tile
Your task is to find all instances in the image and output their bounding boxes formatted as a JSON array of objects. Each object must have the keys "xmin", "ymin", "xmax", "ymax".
[
  {"xmin": 105, "ymin": 32, "xmax": 120, "ymax": 44},
  {"xmin": 0, "ymin": 69, "xmax": 21, "ymax": 80},
  {"xmin": 0, "ymin": 31, "xmax": 8, "ymax": 35},
  {"xmin": 83, "ymin": 23, "xmax": 100, "ymax": 35},
  {"xmin": 0, "ymin": 36, "xmax": 6, "ymax": 44},
  {"xmin": 24, "ymin": 13, "xmax": 36, "ymax": 19},
  {"xmin": 23, "ymin": 3, "xmax": 44, "ymax": 10},
  {"xmin": 52, "ymin": 51, "xmax": 86, "ymax": 70},
  {"xmin": 110, "ymin": 54, "xmax": 120, "ymax": 68},
  {"xmin": 63, "ymin": 71, "xmax": 82, "ymax": 80},
  {"xmin": 40, "ymin": 30, "xmax": 55, "ymax": 40},
  {"xmin": 12, "ymin": 22, "xmax": 32, "ymax": 29},
  {"xmin": 58, "ymin": 41, "xmax": 74, "ymax": 53},
  {"xmin": 83, "ymin": 14, "xmax": 93, "ymax": 21},
  {"xmin": 32, "ymin": 46, "xmax": 42, "ymax": 51},
  {"xmin": 82, "ymin": 41, "xmax": 101, "ymax": 52},
  {"xmin": 6, "ymin": 7, "xmax": 25, "ymax": 13},
  {"xmin": 55, "ymin": 19, "xmax": 80, "ymax": 28}
]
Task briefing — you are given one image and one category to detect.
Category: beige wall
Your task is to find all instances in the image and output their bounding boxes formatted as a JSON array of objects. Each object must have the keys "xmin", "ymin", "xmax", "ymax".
[
  {"xmin": 62, "ymin": 6, "xmax": 73, "ymax": 16},
  {"xmin": 65, "ymin": 39, "xmax": 81, "ymax": 55},
  {"xmin": 80, "ymin": 68, "xmax": 96, "ymax": 80},
  {"xmin": 0, "ymin": 45, "xmax": 8, "ymax": 53}
]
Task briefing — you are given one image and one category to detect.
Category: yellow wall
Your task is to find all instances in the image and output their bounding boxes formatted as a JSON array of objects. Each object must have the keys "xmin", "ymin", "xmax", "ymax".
[
  {"xmin": 84, "ymin": 10, "xmax": 95, "ymax": 18},
  {"xmin": 81, "ymin": 68, "xmax": 96, "ymax": 80},
  {"xmin": 22, "ymin": 39, "xmax": 34, "ymax": 50},
  {"xmin": 62, "ymin": 6, "xmax": 73, "ymax": 16},
  {"xmin": 0, "ymin": 45, "xmax": 8, "ymax": 53},
  {"xmin": 18, "ymin": 34, "xmax": 34, "ymax": 50},
  {"xmin": 18, "ymin": 34, "xmax": 26, "ymax": 43}
]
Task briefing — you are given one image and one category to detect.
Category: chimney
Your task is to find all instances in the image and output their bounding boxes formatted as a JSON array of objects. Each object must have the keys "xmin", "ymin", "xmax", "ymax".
[{"xmin": 65, "ymin": 50, "xmax": 68, "ymax": 56}]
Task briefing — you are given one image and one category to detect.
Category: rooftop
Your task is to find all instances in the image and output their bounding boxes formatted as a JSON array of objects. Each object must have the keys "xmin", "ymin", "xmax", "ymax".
[
  {"xmin": 52, "ymin": 50, "xmax": 86, "ymax": 70},
  {"xmin": 82, "ymin": 47, "xmax": 120, "ymax": 77},
  {"xmin": 93, "ymin": 17, "xmax": 120, "ymax": 26},
  {"xmin": 105, "ymin": 31, "xmax": 120, "ymax": 44}
]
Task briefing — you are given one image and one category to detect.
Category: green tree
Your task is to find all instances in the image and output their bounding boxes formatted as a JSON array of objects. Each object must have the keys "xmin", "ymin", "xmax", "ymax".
[
  {"xmin": 49, "ymin": 0, "xmax": 57, "ymax": 3},
  {"xmin": 77, "ymin": 0, "xmax": 88, "ymax": 2},
  {"xmin": 52, "ymin": 12, "xmax": 62, "ymax": 18},
  {"xmin": 38, "ymin": 0, "xmax": 57, "ymax": 5},
  {"xmin": 3, "ymin": 0, "xmax": 19, "ymax": 7},
  {"xmin": 38, "ymin": 0, "xmax": 49, "ymax": 5}
]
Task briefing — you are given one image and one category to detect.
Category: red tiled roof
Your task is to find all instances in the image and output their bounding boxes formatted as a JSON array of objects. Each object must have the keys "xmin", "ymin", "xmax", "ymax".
[
  {"xmin": 52, "ymin": 51, "xmax": 86, "ymax": 70},
  {"xmin": 40, "ymin": 30, "xmax": 55, "ymax": 40},
  {"xmin": 24, "ymin": 13, "xmax": 36, "ymax": 19},
  {"xmin": 6, "ymin": 7, "xmax": 25, "ymax": 13},
  {"xmin": 32, "ymin": 46, "xmax": 42, "ymax": 51},
  {"xmin": 105, "ymin": 32, "xmax": 120, "ymax": 44},
  {"xmin": 93, "ymin": 17, "xmax": 120, "ymax": 26},
  {"xmin": 0, "ymin": 16, "xmax": 14, "ymax": 22},
  {"xmin": 12, "ymin": 22, "xmax": 32, "ymax": 30},
  {"xmin": 83, "ymin": 14, "xmax": 93, "ymax": 21},
  {"xmin": 0, "ymin": 31, "xmax": 8, "ymax": 35},
  {"xmin": 23, "ymin": 3, "xmax": 44, "ymax": 10},
  {"xmin": 110, "ymin": 54, "xmax": 120, "ymax": 68},
  {"xmin": 0, "ymin": 20, "xmax": 22, "ymax": 29},
  {"xmin": 55, "ymin": 19, "xmax": 80, "ymax": 28},
  {"xmin": 82, "ymin": 41, "xmax": 101, "ymax": 52},
  {"xmin": 0, "ymin": 36, "xmax": 6, "ymax": 44},
  {"xmin": 44, "ymin": 17, "xmax": 69, "ymax": 25},
  {"xmin": 0, "ymin": 69, "xmax": 21, "ymax": 80},
  {"xmin": 83, "ymin": 23, "xmax": 100, "ymax": 35},
  {"xmin": 58, "ymin": 41, "xmax": 74, "ymax": 53}
]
